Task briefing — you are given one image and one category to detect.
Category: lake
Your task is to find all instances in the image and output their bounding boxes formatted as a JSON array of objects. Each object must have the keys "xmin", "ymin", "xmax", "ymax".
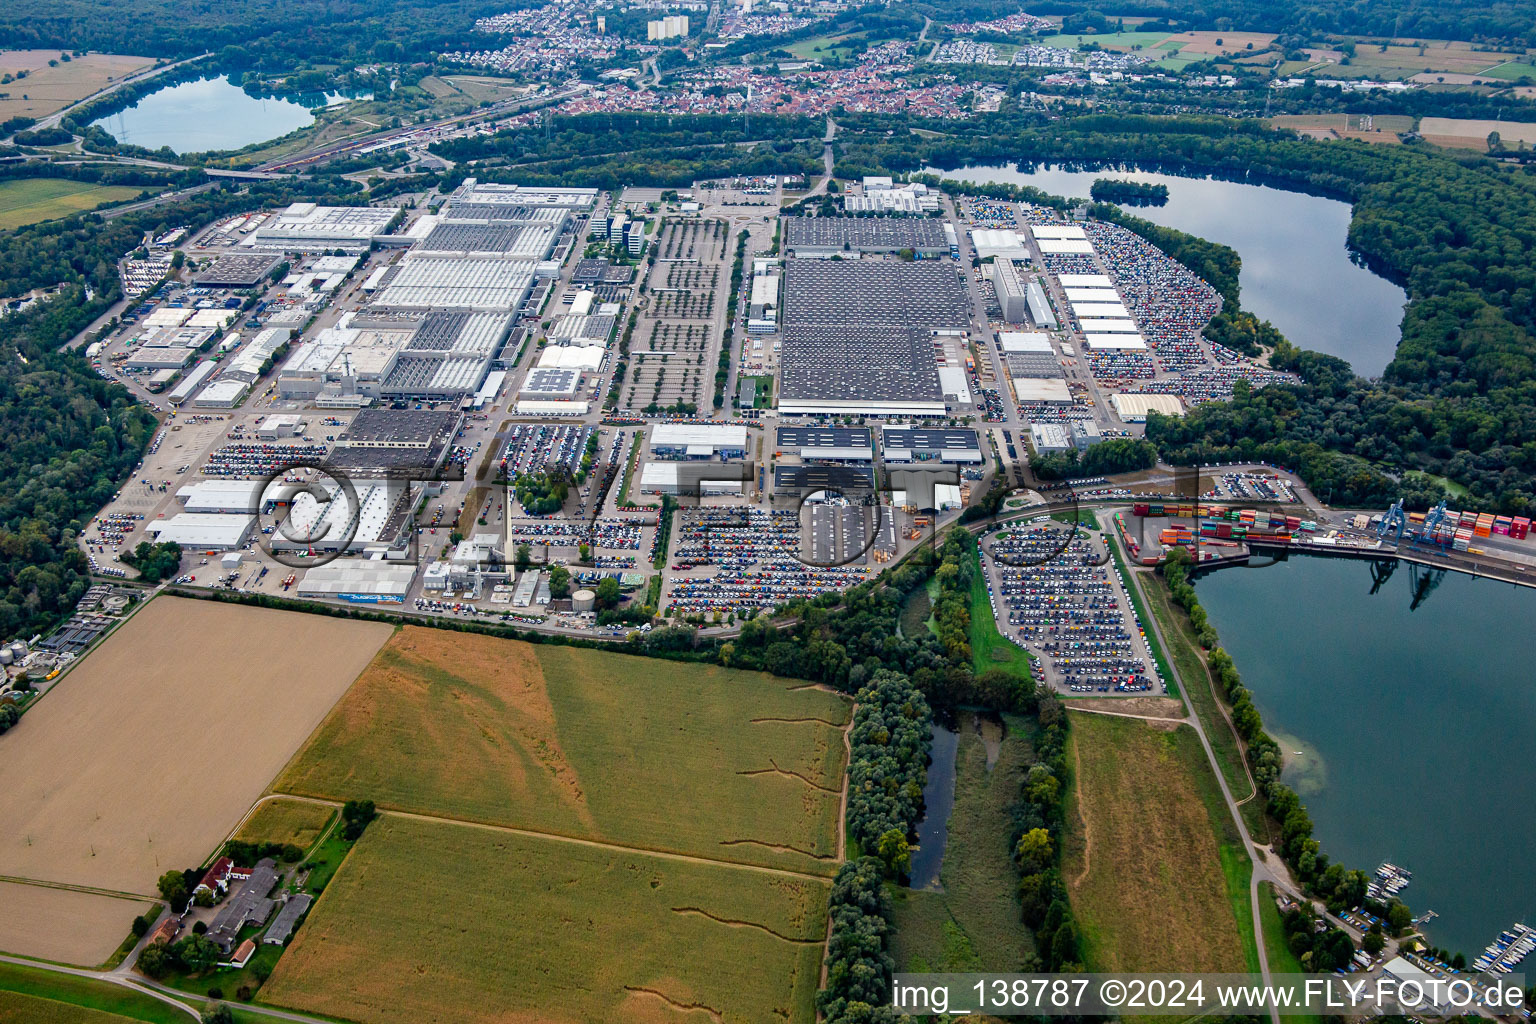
[
  {"xmin": 90, "ymin": 75, "xmax": 331, "ymax": 154},
  {"xmin": 924, "ymin": 164, "xmax": 1408, "ymax": 377},
  {"xmin": 1193, "ymin": 555, "xmax": 1536, "ymax": 957}
]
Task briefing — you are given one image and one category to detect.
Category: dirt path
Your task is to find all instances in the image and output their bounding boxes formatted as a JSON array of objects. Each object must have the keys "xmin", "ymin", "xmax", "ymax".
[
  {"xmin": 1069, "ymin": 732, "xmax": 1094, "ymax": 889},
  {"xmin": 263, "ymin": 797, "xmax": 836, "ymax": 884}
]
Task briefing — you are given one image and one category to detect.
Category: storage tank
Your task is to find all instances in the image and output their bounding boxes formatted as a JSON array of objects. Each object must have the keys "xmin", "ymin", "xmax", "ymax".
[
  {"xmin": 571, "ymin": 588, "xmax": 596, "ymax": 613},
  {"xmin": 0, "ymin": 648, "xmax": 12, "ymax": 666}
]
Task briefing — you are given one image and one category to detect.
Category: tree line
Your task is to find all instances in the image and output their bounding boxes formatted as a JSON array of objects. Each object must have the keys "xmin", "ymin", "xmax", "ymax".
[{"xmin": 1161, "ymin": 549, "xmax": 1412, "ymax": 966}]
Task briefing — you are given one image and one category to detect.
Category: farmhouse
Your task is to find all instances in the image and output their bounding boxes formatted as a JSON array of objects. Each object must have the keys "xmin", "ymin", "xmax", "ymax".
[{"xmin": 208, "ymin": 858, "xmax": 279, "ymax": 953}]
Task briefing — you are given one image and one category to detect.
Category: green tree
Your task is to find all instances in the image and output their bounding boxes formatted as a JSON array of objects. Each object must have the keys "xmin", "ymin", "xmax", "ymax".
[
  {"xmin": 1015, "ymin": 827, "xmax": 1054, "ymax": 874},
  {"xmin": 548, "ymin": 564, "xmax": 572, "ymax": 600},
  {"xmin": 173, "ymin": 934, "xmax": 220, "ymax": 972},
  {"xmin": 156, "ymin": 870, "xmax": 188, "ymax": 912},
  {"xmin": 595, "ymin": 576, "xmax": 621, "ymax": 609},
  {"xmin": 201, "ymin": 1004, "xmax": 234, "ymax": 1024},
  {"xmin": 875, "ymin": 828, "xmax": 911, "ymax": 878},
  {"xmin": 515, "ymin": 543, "xmax": 532, "ymax": 571},
  {"xmin": 341, "ymin": 799, "xmax": 377, "ymax": 841},
  {"xmin": 136, "ymin": 943, "xmax": 172, "ymax": 978}
]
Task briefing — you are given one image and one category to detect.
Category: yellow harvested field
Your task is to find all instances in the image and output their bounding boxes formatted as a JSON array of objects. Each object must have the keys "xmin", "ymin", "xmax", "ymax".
[
  {"xmin": 235, "ymin": 798, "xmax": 335, "ymax": 851},
  {"xmin": 263, "ymin": 815, "xmax": 829, "ymax": 1024},
  {"xmin": 276, "ymin": 628, "xmax": 851, "ymax": 876},
  {"xmin": 0, "ymin": 598, "xmax": 390, "ymax": 895},
  {"xmin": 0, "ymin": 882, "xmax": 151, "ymax": 967},
  {"xmin": 1164, "ymin": 31, "xmax": 1276, "ymax": 55},
  {"xmin": 0, "ymin": 52, "xmax": 156, "ymax": 122},
  {"xmin": 1419, "ymin": 117, "xmax": 1536, "ymax": 149}
]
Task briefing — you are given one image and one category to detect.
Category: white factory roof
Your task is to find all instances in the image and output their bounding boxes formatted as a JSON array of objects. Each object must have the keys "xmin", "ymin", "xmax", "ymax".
[
  {"xmin": 1013, "ymin": 378, "xmax": 1073, "ymax": 403},
  {"xmin": 186, "ymin": 308, "xmax": 238, "ymax": 330},
  {"xmin": 253, "ymin": 203, "xmax": 397, "ymax": 249},
  {"xmin": 276, "ymin": 482, "xmax": 400, "ymax": 550},
  {"xmin": 1029, "ymin": 224, "xmax": 1088, "ymax": 239},
  {"xmin": 193, "ymin": 378, "xmax": 250, "ymax": 406},
  {"xmin": 297, "ymin": 560, "xmax": 417, "ymax": 600},
  {"xmin": 1078, "ymin": 318, "xmax": 1140, "ymax": 333},
  {"xmin": 970, "ymin": 229, "xmax": 1031, "ymax": 260},
  {"xmin": 374, "ymin": 256, "xmax": 536, "ymax": 311},
  {"xmin": 475, "ymin": 370, "xmax": 506, "ymax": 405},
  {"xmin": 1056, "ymin": 273, "xmax": 1113, "ymax": 288},
  {"xmin": 651, "ymin": 423, "xmax": 748, "ymax": 449},
  {"xmin": 1085, "ymin": 333, "xmax": 1147, "ymax": 350},
  {"xmin": 520, "ymin": 366, "xmax": 582, "ymax": 396},
  {"xmin": 450, "ymin": 182, "xmax": 599, "ymax": 209},
  {"xmin": 176, "ymin": 479, "xmax": 265, "ymax": 514},
  {"xmin": 1072, "ymin": 302, "xmax": 1131, "ymax": 319},
  {"xmin": 537, "ymin": 346, "xmax": 606, "ymax": 371},
  {"xmin": 1111, "ymin": 393, "xmax": 1184, "ymax": 420},
  {"xmin": 223, "ymin": 328, "xmax": 292, "ymax": 381},
  {"xmin": 749, "ymin": 273, "xmax": 779, "ymax": 308},
  {"xmin": 937, "ymin": 365, "xmax": 973, "ymax": 405},
  {"xmin": 167, "ymin": 360, "xmax": 218, "ymax": 403},
  {"xmin": 547, "ymin": 314, "xmax": 610, "ymax": 345},
  {"xmin": 1036, "ymin": 239, "xmax": 1095, "ymax": 255},
  {"xmin": 513, "ymin": 399, "xmax": 589, "ymax": 416},
  {"xmin": 143, "ymin": 307, "xmax": 193, "ymax": 328},
  {"xmin": 146, "ymin": 513, "xmax": 253, "ymax": 548},
  {"xmin": 998, "ymin": 331, "xmax": 1053, "ymax": 353},
  {"xmin": 568, "ymin": 290, "xmax": 594, "ymax": 317},
  {"xmin": 1064, "ymin": 287, "xmax": 1121, "ymax": 304}
]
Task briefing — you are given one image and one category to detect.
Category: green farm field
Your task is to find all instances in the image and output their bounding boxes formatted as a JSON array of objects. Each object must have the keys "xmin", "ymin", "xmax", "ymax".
[
  {"xmin": 1062, "ymin": 714, "xmax": 1249, "ymax": 974},
  {"xmin": 262, "ymin": 815, "xmax": 828, "ymax": 1024},
  {"xmin": 0, "ymin": 992, "xmax": 143, "ymax": 1024},
  {"xmin": 235, "ymin": 798, "xmax": 334, "ymax": 851},
  {"xmin": 0, "ymin": 179, "xmax": 142, "ymax": 231},
  {"xmin": 275, "ymin": 627, "xmax": 851, "ymax": 876},
  {"xmin": 0, "ymin": 963, "xmax": 186, "ymax": 1024}
]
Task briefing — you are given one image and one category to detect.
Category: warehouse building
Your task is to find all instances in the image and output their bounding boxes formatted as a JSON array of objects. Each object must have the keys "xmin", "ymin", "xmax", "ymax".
[
  {"xmin": 1028, "ymin": 223, "xmax": 1093, "ymax": 255},
  {"xmin": 775, "ymin": 426, "xmax": 874, "ymax": 461},
  {"xmin": 176, "ymin": 480, "xmax": 266, "ymax": 515},
  {"xmin": 194, "ymin": 254, "xmax": 281, "ymax": 288},
  {"xmin": 1030, "ymin": 423, "xmax": 1073, "ymax": 454},
  {"xmin": 251, "ymin": 203, "xmax": 399, "ymax": 253},
  {"xmin": 371, "ymin": 255, "xmax": 537, "ymax": 312},
  {"xmin": 1012, "ymin": 377, "xmax": 1072, "ymax": 403},
  {"xmin": 296, "ymin": 561, "xmax": 417, "ymax": 604},
  {"xmin": 1026, "ymin": 280, "xmax": 1057, "ymax": 329},
  {"xmin": 774, "ymin": 464, "xmax": 876, "ymax": 492},
  {"xmin": 146, "ymin": 513, "xmax": 254, "ymax": 550},
  {"xmin": 1111, "ymin": 393, "xmax": 1184, "ymax": 422},
  {"xmin": 650, "ymin": 423, "xmax": 749, "ymax": 460},
  {"xmin": 778, "ymin": 260, "xmax": 969, "ymax": 417},
  {"xmin": 993, "ymin": 260, "xmax": 1030, "ymax": 323},
  {"xmin": 639, "ymin": 462, "xmax": 743, "ymax": 496},
  {"xmin": 444, "ymin": 180, "xmax": 599, "ymax": 212},
  {"xmin": 971, "ymin": 229, "xmax": 1032, "ymax": 261},
  {"xmin": 272, "ymin": 480, "xmax": 413, "ymax": 555},
  {"xmin": 882, "ymin": 427, "xmax": 983, "ymax": 463},
  {"xmin": 329, "ymin": 409, "xmax": 459, "ymax": 478},
  {"xmin": 167, "ymin": 360, "xmax": 218, "ymax": 406},
  {"xmin": 782, "ymin": 217, "xmax": 948, "ymax": 256},
  {"xmin": 410, "ymin": 221, "xmax": 557, "ymax": 259}
]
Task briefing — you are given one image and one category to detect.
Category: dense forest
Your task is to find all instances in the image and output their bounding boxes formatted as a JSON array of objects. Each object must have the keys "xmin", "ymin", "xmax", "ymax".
[
  {"xmin": 0, "ymin": 173, "xmax": 377, "ymax": 640},
  {"xmin": 0, "ymin": 0, "xmax": 513, "ymax": 65}
]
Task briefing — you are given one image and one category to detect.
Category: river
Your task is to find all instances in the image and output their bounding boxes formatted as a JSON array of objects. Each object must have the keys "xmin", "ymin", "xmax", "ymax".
[
  {"xmin": 90, "ymin": 75, "xmax": 361, "ymax": 155},
  {"xmin": 924, "ymin": 164, "xmax": 1408, "ymax": 377},
  {"xmin": 1192, "ymin": 555, "xmax": 1536, "ymax": 957}
]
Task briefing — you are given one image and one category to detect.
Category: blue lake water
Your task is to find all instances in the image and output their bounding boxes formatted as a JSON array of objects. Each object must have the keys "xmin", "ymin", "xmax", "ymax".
[
  {"xmin": 91, "ymin": 75, "xmax": 329, "ymax": 154},
  {"xmin": 1194, "ymin": 555, "xmax": 1536, "ymax": 957},
  {"xmin": 925, "ymin": 163, "xmax": 1408, "ymax": 377}
]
